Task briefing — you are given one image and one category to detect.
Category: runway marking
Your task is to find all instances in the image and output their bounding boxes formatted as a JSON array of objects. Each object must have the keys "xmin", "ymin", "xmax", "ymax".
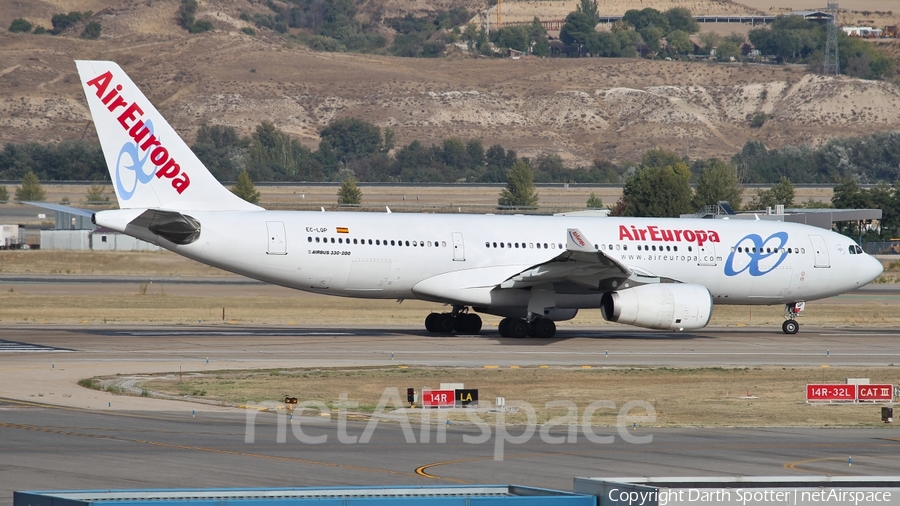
[
  {"xmin": 783, "ymin": 455, "xmax": 889, "ymax": 474},
  {"xmin": 0, "ymin": 422, "xmax": 422, "ymax": 479},
  {"xmin": 416, "ymin": 452, "xmax": 576, "ymax": 482},
  {"xmin": 0, "ymin": 340, "xmax": 73, "ymax": 353}
]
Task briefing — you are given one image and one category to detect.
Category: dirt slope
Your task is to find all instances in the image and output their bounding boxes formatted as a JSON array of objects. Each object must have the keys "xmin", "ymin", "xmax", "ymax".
[{"xmin": 1, "ymin": 0, "xmax": 899, "ymax": 166}]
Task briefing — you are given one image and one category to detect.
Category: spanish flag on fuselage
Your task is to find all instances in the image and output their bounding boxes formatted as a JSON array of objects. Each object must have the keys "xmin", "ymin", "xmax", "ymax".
[{"xmin": 336, "ymin": 227, "xmax": 349, "ymax": 234}]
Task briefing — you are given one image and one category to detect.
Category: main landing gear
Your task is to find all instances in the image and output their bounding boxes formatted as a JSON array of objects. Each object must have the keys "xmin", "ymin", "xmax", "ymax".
[
  {"xmin": 424, "ymin": 307, "xmax": 482, "ymax": 334},
  {"xmin": 782, "ymin": 302, "xmax": 805, "ymax": 334},
  {"xmin": 498, "ymin": 317, "xmax": 557, "ymax": 339}
]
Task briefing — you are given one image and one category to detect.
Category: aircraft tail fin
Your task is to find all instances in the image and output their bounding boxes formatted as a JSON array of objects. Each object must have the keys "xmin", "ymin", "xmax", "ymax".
[{"xmin": 75, "ymin": 60, "xmax": 262, "ymax": 212}]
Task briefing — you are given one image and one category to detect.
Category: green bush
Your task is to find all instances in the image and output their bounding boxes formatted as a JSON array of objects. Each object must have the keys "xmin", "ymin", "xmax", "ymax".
[
  {"xmin": 80, "ymin": 21, "xmax": 101, "ymax": 39},
  {"xmin": 241, "ymin": 27, "xmax": 255, "ymax": 36},
  {"xmin": 188, "ymin": 19, "xmax": 213, "ymax": 33},
  {"xmin": 9, "ymin": 18, "xmax": 32, "ymax": 33}
]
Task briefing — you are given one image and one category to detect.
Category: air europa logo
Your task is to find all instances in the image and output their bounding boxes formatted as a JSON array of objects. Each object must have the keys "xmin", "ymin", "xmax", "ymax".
[
  {"xmin": 569, "ymin": 230, "xmax": 586, "ymax": 247},
  {"xmin": 85, "ymin": 71, "xmax": 191, "ymax": 196},
  {"xmin": 618, "ymin": 225, "xmax": 720, "ymax": 247},
  {"xmin": 724, "ymin": 232, "xmax": 789, "ymax": 277}
]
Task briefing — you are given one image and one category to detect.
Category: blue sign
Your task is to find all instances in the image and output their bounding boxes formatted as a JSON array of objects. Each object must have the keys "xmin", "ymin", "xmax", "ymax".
[
  {"xmin": 724, "ymin": 232, "xmax": 789, "ymax": 276},
  {"xmin": 114, "ymin": 120, "xmax": 157, "ymax": 201}
]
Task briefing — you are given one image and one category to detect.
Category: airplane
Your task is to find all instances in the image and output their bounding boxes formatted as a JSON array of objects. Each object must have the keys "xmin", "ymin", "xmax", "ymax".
[{"xmin": 68, "ymin": 60, "xmax": 883, "ymax": 338}]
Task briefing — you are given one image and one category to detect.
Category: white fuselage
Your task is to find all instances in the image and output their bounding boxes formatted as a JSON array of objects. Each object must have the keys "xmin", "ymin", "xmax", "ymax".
[{"xmin": 98, "ymin": 210, "xmax": 883, "ymax": 309}]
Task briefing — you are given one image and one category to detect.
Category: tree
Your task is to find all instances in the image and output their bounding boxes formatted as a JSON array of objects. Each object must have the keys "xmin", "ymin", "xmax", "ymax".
[
  {"xmin": 664, "ymin": 7, "xmax": 698, "ymax": 34},
  {"xmin": 623, "ymin": 8, "xmax": 669, "ymax": 33},
  {"xmin": 80, "ymin": 21, "xmax": 101, "ymax": 39},
  {"xmin": 0, "ymin": 186, "xmax": 8, "ymax": 203},
  {"xmin": 319, "ymin": 118, "xmax": 385, "ymax": 165},
  {"xmin": 15, "ymin": 171, "xmax": 45, "ymax": 201},
  {"xmin": 576, "ymin": 0, "xmax": 599, "ymax": 26},
  {"xmin": 698, "ymin": 31, "xmax": 722, "ymax": 54},
  {"xmin": 622, "ymin": 153, "xmax": 692, "ymax": 217},
  {"xmin": 529, "ymin": 17, "xmax": 550, "ymax": 56},
  {"xmin": 337, "ymin": 177, "xmax": 362, "ymax": 205},
  {"xmin": 666, "ymin": 30, "xmax": 693, "ymax": 56},
  {"xmin": 586, "ymin": 192, "xmax": 603, "ymax": 209},
  {"xmin": 692, "ymin": 159, "xmax": 742, "ymax": 211},
  {"xmin": 231, "ymin": 171, "xmax": 260, "ymax": 204},
  {"xmin": 84, "ymin": 183, "xmax": 110, "ymax": 204},
  {"xmin": 560, "ymin": 11, "xmax": 595, "ymax": 49},
  {"xmin": 751, "ymin": 176, "xmax": 794, "ymax": 209},
  {"xmin": 9, "ymin": 18, "xmax": 33, "ymax": 33},
  {"xmin": 498, "ymin": 161, "xmax": 538, "ymax": 207}
]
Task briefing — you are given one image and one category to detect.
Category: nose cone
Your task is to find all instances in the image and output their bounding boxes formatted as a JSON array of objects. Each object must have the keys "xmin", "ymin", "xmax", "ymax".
[{"xmin": 862, "ymin": 255, "xmax": 884, "ymax": 286}]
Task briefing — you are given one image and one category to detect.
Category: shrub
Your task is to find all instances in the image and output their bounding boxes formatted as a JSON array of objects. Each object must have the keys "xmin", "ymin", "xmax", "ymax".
[
  {"xmin": 9, "ymin": 18, "xmax": 33, "ymax": 33},
  {"xmin": 80, "ymin": 21, "xmax": 101, "ymax": 39}
]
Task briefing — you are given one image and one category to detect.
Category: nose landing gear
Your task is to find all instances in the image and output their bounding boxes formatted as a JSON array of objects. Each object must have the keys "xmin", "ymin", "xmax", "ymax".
[{"xmin": 782, "ymin": 302, "xmax": 805, "ymax": 334}]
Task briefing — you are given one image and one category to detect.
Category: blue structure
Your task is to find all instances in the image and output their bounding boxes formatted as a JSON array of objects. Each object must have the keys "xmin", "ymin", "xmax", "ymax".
[{"xmin": 15, "ymin": 486, "xmax": 595, "ymax": 506}]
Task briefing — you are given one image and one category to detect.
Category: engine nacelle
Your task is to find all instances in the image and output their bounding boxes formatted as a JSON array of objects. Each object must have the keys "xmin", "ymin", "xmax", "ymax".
[{"xmin": 600, "ymin": 283, "xmax": 712, "ymax": 331}]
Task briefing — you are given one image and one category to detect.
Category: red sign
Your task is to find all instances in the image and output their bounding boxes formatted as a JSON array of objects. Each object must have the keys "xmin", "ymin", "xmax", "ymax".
[
  {"xmin": 858, "ymin": 384, "xmax": 894, "ymax": 402},
  {"xmin": 422, "ymin": 389, "xmax": 454, "ymax": 408},
  {"xmin": 806, "ymin": 384, "xmax": 856, "ymax": 402}
]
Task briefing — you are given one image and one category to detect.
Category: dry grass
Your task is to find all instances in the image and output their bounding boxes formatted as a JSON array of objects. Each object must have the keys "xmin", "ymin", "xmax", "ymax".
[
  {"xmin": 0, "ymin": 250, "xmax": 230, "ymax": 277},
  {"xmin": 136, "ymin": 365, "xmax": 900, "ymax": 427},
  {"xmin": 0, "ymin": 285, "xmax": 897, "ymax": 327}
]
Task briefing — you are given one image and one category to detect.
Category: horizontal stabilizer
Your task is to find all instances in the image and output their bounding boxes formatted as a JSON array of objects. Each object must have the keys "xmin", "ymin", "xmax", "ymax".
[{"xmin": 23, "ymin": 201, "xmax": 95, "ymax": 218}]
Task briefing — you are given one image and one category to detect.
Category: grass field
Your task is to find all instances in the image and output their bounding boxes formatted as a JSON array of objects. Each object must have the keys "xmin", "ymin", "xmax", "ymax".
[{"xmin": 132, "ymin": 365, "xmax": 900, "ymax": 427}]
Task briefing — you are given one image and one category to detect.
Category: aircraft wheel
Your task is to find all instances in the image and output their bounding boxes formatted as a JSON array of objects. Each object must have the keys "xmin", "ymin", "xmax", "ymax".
[
  {"xmin": 507, "ymin": 318, "xmax": 530, "ymax": 339},
  {"xmin": 498, "ymin": 318, "xmax": 512, "ymax": 337},
  {"xmin": 436, "ymin": 313, "xmax": 455, "ymax": 333},
  {"xmin": 461, "ymin": 313, "xmax": 482, "ymax": 334},
  {"xmin": 782, "ymin": 320, "xmax": 799, "ymax": 335},
  {"xmin": 531, "ymin": 319, "xmax": 556, "ymax": 339},
  {"xmin": 424, "ymin": 313, "xmax": 439, "ymax": 333}
]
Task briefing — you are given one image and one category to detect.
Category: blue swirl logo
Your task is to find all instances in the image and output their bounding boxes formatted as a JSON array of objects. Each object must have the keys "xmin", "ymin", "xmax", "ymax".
[
  {"xmin": 114, "ymin": 120, "xmax": 157, "ymax": 200},
  {"xmin": 724, "ymin": 232, "xmax": 789, "ymax": 276}
]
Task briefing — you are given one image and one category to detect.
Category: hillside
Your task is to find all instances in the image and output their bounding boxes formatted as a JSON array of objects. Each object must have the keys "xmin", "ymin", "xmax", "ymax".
[{"xmin": 1, "ymin": 0, "xmax": 899, "ymax": 167}]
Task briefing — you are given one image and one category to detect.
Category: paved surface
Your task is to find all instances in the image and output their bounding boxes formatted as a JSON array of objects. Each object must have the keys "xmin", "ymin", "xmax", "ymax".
[
  {"xmin": 2, "ymin": 324, "xmax": 900, "ymax": 504},
  {"xmin": 2, "ymin": 398, "xmax": 900, "ymax": 506}
]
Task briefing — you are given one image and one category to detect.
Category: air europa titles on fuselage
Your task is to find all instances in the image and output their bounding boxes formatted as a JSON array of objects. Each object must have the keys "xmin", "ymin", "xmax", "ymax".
[
  {"xmin": 85, "ymin": 71, "xmax": 191, "ymax": 194},
  {"xmin": 618, "ymin": 225, "xmax": 720, "ymax": 247}
]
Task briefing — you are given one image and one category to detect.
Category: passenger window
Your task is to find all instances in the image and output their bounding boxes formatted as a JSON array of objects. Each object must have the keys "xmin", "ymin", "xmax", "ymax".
[
  {"xmin": 485, "ymin": 242, "xmax": 490, "ymax": 248},
  {"xmin": 500, "ymin": 242, "xmax": 505, "ymax": 248},
  {"xmin": 315, "ymin": 237, "xmax": 320, "ymax": 243},
  {"xmin": 330, "ymin": 238, "xmax": 335, "ymax": 243},
  {"xmin": 308, "ymin": 237, "xmax": 312, "ymax": 243},
  {"xmin": 441, "ymin": 241, "xmax": 447, "ymax": 247}
]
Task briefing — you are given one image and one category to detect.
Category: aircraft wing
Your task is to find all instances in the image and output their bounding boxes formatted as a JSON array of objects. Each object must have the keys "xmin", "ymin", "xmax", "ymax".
[
  {"xmin": 498, "ymin": 228, "xmax": 635, "ymax": 291},
  {"xmin": 412, "ymin": 229, "xmax": 648, "ymax": 307}
]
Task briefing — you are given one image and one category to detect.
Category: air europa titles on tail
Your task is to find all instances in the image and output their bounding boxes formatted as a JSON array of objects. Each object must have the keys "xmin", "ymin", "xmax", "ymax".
[{"xmin": 85, "ymin": 71, "xmax": 191, "ymax": 194}]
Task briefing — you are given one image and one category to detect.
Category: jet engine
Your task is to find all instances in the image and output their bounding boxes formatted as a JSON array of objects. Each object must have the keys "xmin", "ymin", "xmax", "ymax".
[{"xmin": 600, "ymin": 284, "xmax": 712, "ymax": 331}]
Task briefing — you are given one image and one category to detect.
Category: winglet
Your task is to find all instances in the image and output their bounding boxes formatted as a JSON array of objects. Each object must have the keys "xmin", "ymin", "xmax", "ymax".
[{"xmin": 566, "ymin": 228, "xmax": 595, "ymax": 252}]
